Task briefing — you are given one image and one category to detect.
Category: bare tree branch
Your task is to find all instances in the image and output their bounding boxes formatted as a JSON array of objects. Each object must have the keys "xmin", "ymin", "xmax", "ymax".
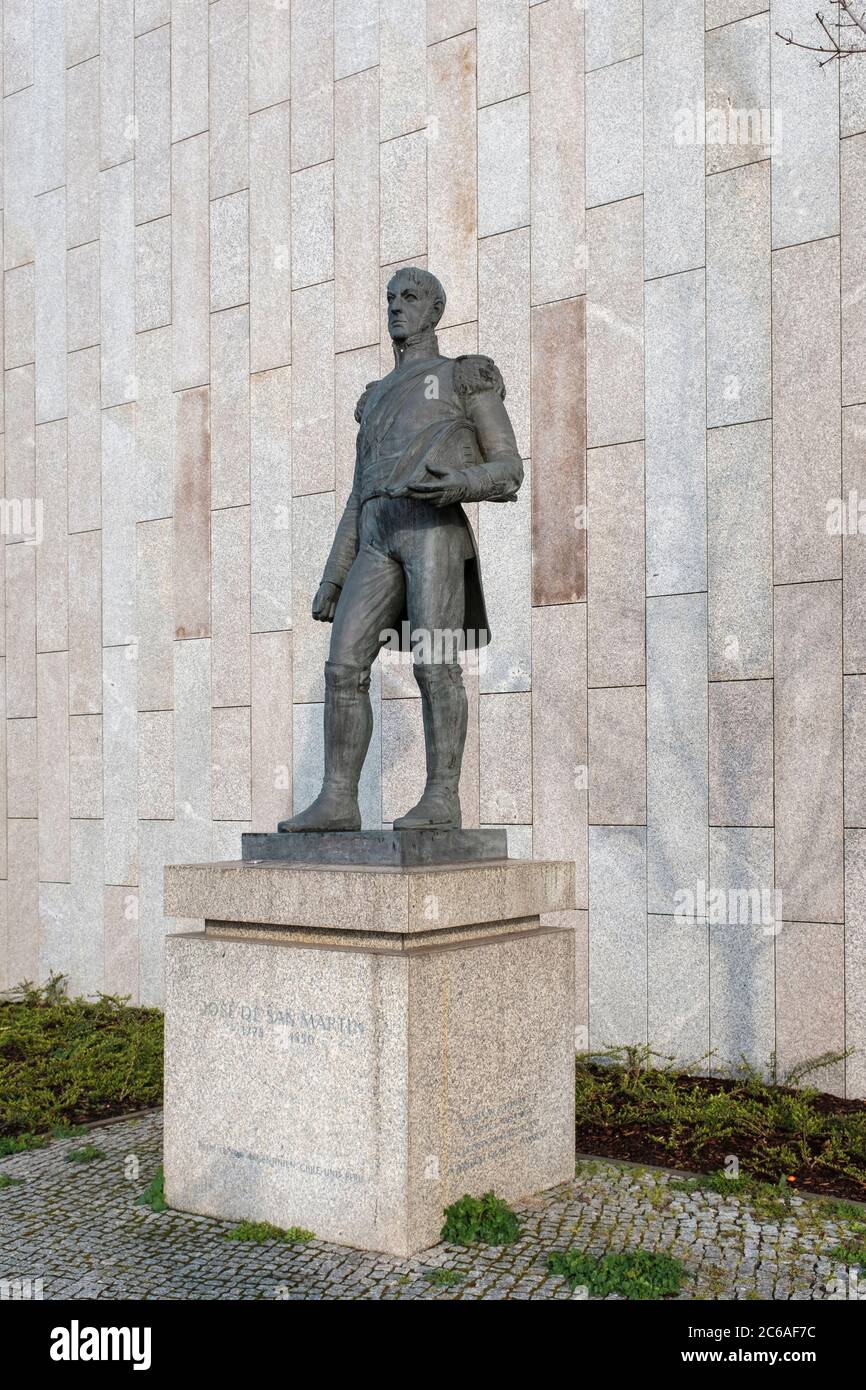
[{"xmin": 775, "ymin": 0, "xmax": 866, "ymax": 62}]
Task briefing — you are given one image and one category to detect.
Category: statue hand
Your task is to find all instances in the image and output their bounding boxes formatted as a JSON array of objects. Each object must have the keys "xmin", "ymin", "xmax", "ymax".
[
  {"xmin": 312, "ymin": 581, "xmax": 341, "ymax": 622},
  {"xmin": 405, "ymin": 464, "xmax": 468, "ymax": 507}
]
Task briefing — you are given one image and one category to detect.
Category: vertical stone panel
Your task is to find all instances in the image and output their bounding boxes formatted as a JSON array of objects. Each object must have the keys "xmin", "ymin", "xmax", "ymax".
[
  {"xmin": 249, "ymin": 0, "xmax": 291, "ymax": 113},
  {"xmin": 291, "ymin": 492, "xmax": 335, "ymax": 704},
  {"xmin": 69, "ymin": 714, "xmax": 103, "ymax": 818},
  {"xmin": 588, "ymin": 825, "xmax": 647, "ymax": 1048},
  {"xmin": 841, "ymin": 133, "xmax": 866, "ymax": 409},
  {"xmin": 135, "ymin": 216, "xmax": 172, "ymax": 331},
  {"xmin": 585, "ymin": 0, "xmax": 641, "ymax": 70},
  {"xmin": 427, "ymin": 32, "xmax": 477, "ymax": 330},
  {"xmin": 478, "ymin": 228, "xmax": 529, "ymax": 458},
  {"xmin": 35, "ymin": 418, "xmax": 68, "ymax": 653},
  {"xmin": 845, "ymin": 832, "xmax": 866, "ymax": 1097},
  {"xmin": 67, "ymin": 242, "xmax": 100, "ymax": 352},
  {"xmin": 4, "ymin": 84, "xmax": 35, "ymax": 269},
  {"xmin": 7, "ymin": 820, "xmax": 40, "ymax": 984},
  {"xmin": 477, "ymin": 0, "xmax": 527, "ymax": 107},
  {"xmin": 7, "ymin": 718, "xmax": 37, "ymax": 819},
  {"xmin": 174, "ymin": 638, "xmax": 212, "ymax": 862},
  {"xmin": 709, "ymin": 924, "xmax": 775, "ymax": 1075},
  {"xmin": 586, "ymin": 441, "xmax": 645, "ymax": 687},
  {"xmin": 706, "ymin": 159, "xmax": 771, "ymax": 429},
  {"xmin": 585, "ymin": 57, "xmax": 642, "ymax": 208},
  {"xmin": 251, "ymin": 630, "xmax": 293, "ymax": 832},
  {"xmin": 291, "ymin": 283, "xmax": 335, "ymax": 496},
  {"xmin": 648, "ymin": 918, "xmax": 709, "ymax": 1062},
  {"xmin": 210, "ymin": 191, "xmax": 249, "ymax": 313},
  {"xmin": 103, "ymin": 643, "xmax": 138, "ymax": 886},
  {"xmin": 844, "ymin": 676, "xmax": 866, "ymax": 829},
  {"xmin": 290, "ymin": 0, "xmax": 333, "ymax": 171},
  {"xmin": 250, "ymin": 366, "xmax": 292, "ymax": 633},
  {"xmin": 100, "ymin": 0, "xmax": 135, "ymax": 170},
  {"xmin": 770, "ymin": 0, "xmax": 839, "ymax": 248},
  {"xmin": 171, "ymin": 0, "xmax": 209, "ymax": 144},
  {"xmin": 134, "ymin": 23, "xmax": 171, "ymax": 226},
  {"xmin": 704, "ymin": 13, "xmax": 770, "ymax": 176},
  {"xmin": 101, "ymin": 403, "xmax": 137, "ymax": 648},
  {"xmin": 478, "ymin": 95, "xmax": 530, "ymax": 239},
  {"xmin": 775, "ymin": 581, "xmax": 843, "ymax": 923},
  {"xmin": 479, "ymin": 692, "xmax": 532, "ymax": 824},
  {"xmin": 645, "ymin": 270, "xmax": 706, "ymax": 596},
  {"xmin": 334, "ymin": 0, "xmax": 378, "ymax": 79},
  {"xmin": 171, "ymin": 132, "xmax": 210, "ymax": 391},
  {"xmin": 210, "ymin": 304, "xmax": 250, "ymax": 508},
  {"xmin": 99, "ymin": 161, "xmax": 136, "ymax": 408},
  {"xmin": 66, "ymin": 56, "xmax": 99, "ymax": 249},
  {"xmin": 138, "ymin": 709, "xmax": 174, "ymax": 820},
  {"xmin": 843, "ymin": 406, "xmax": 866, "ymax": 675},
  {"xmin": 37, "ymin": 650, "xmax": 70, "ymax": 882},
  {"xmin": 776, "ymin": 922, "xmax": 845, "ymax": 1095},
  {"xmin": 249, "ymin": 102, "xmax": 291, "ymax": 374},
  {"xmin": 334, "ymin": 68, "xmax": 379, "ymax": 352},
  {"xmin": 380, "ymin": 131, "xmax": 427, "ymax": 268},
  {"xmin": 211, "ymin": 505, "xmax": 251, "ymax": 709},
  {"xmin": 646, "ymin": 593, "xmax": 708, "ymax": 915},
  {"xmin": 136, "ymin": 518, "xmax": 174, "ymax": 713},
  {"xmin": 643, "ymin": 0, "xmax": 704, "ymax": 277},
  {"xmin": 586, "ymin": 197, "xmax": 643, "ymax": 449},
  {"xmin": 290, "ymin": 164, "xmax": 334, "ymax": 290},
  {"xmin": 530, "ymin": 296, "xmax": 585, "ymax": 606},
  {"xmin": 5, "ymin": 263, "xmax": 34, "ymax": 368},
  {"xmin": 212, "ymin": 706, "xmax": 252, "ymax": 822},
  {"xmin": 708, "ymin": 679, "xmax": 774, "ymax": 827},
  {"xmin": 68, "ymin": 531, "xmax": 102, "ymax": 717},
  {"xmin": 173, "ymin": 385, "xmax": 212, "ymax": 641},
  {"xmin": 67, "ymin": 348, "xmax": 102, "ymax": 533},
  {"xmin": 104, "ymin": 884, "xmax": 139, "ymax": 1003},
  {"xmin": 209, "ymin": 0, "xmax": 249, "ymax": 199},
  {"xmin": 34, "ymin": 190, "xmax": 66, "ymax": 422},
  {"xmin": 529, "ymin": 0, "xmax": 584, "ymax": 303},
  {"xmin": 66, "ymin": 0, "xmax": 99, "ymax": 66},
  {"xmin": 380, "ymin": 0, "xmax": 426, "ymax": 143},
  {"xmin": 531, "ymin": 603, "xmax": 587, "ymax": 903},
  {"xmin": 588, "ymin": 686, "xmax": 646, "ymax": 826},
  {"xmin": 707, "ymin": 419, "xmax": 772, "ymax": 679},
  {"xmin": 135, "ymin": 326, "xmax": 173, "ymax": 522}
]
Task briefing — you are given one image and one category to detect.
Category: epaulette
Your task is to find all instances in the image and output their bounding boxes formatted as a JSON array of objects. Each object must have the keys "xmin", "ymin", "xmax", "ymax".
[
  {"xmin": 354, "ymin": 381, "xmax": 379, "ymax": 423},
  {"xmin": 453, "ymin": 354, "xmax": 506, "ymax": 401}
]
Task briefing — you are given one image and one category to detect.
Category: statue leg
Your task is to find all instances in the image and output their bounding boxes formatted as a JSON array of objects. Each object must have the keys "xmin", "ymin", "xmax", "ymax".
[
  {"xmin": 392, "ymin": 502, "xmax": 468, "ymax": 830},
  {"xmin": 279, "ymin": 540, "xmax": 404, "ymax": 831}
]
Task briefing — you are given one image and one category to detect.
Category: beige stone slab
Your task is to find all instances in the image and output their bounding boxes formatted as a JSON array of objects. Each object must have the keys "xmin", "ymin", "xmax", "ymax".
[
  {"xmin": 585, "ymin": 0, "xmax": 641, "ymax": 70},
  {"xmin": 379, "ymin": 131, "xmax": 426, "ymax": 268},
  {"xmin": 844, "ymin": 675, "xmax": 866, "ymax": 828},
  {"xmin": 66, "ymin": 56, "xmax": 99, "ymax": 249},
  {"xmin": 588, "ymin": 686, "xmax": 646, "ymax": 827},
  {"xmin": 842, "ymin": 133, "xmax": 866, "ymax": 409},
  {"xmin": 776, "ymin": 922, "xmax": 845, "ymax": 1096},
  {"xmin": 211, "ymin": 505, "xmax": 250, "ymax": 709},
  {"xmin": 34, "ymin": 419, "xmax": 68, "ymax": 654},
  {"xmin": 291, "ymin": 283, "xmax": 335, "ymax": 496},
  {"xmin": 644, "ymin": 0, "xmax": 704, "ymax": 278},
  {"xmin": 334, "ymin": 70, "xmax": 378, "ymax": 354},
  {"xmin": 530, "ymin": 296, "xmax": 586, "ymax": 605},
  {"xmin": 138, "ymin": 708, "xmax": 174, "ymax": 822},
  {"xmin": 171, "ymin": 0, "xmax": 209, "ymax": 143},
  {"xmin": 585, "ymin": 57, "xmax": 642, "ymax": 208},
  {"xmin": 209, "ymin": 0, "xmax": 249, "ymax": 199},
  {"xmin": 427, "ymin": 0, "xmax": 476, "ymax": 44},
  {"xmin": 212, "ymin": 706, "xmax": 252, "ymax": 823},
  {"xmin": 210, "ymin": 193, "xmax": 249, "ymax": 313},
  {"xmin": 67, "ymin": 0, "xmax": 100, "ymax": 67},
  {"xmin": 707, "ymin": 419, "xmax": 772, "ymax": 679},
  {"xmin": 103, "ymin": 643, "xmax": 139, "ymax": 888},
  {"xmin": 251, "ymin": 630, "xmax": 293, "ymax": 834},
  {"xmin": 101, "ymin": 404, "xmax": 137, "ymax": 649},
  {"xmin": 531, "ymin": 603, "xmax": 587, "ymax": 907},
  {"xmin": 586, "ymin": 197, "xmax": 643, "ymax": 450},
  {"xmin": 478, "ymin": 466, "xmax": 531, "ymax": 694},
  {"xmin": 249, "ymin": 0, "xmax": 291, "ymax": 112},
  {"xmin": 774, "ymin": 581, "xmax": 843, "ymax": 923},
  {"xmin": 5, "ymin": 262, "xmax": 34, "ymax": 368},
  {"xmin": 844, "ymin": 831, "xmax": 866, "ymax": 1097},
  {"xmin": 69, "ymin": 714, "xmax": 103, "ymax": 819},
  {"xmin": 173, "ymin": 385, "xmax": 211, "ymax": 641},
  {"xmin": 478, "ymin": 228, "xmax": 529, "ymax": 460},
  {"xmin": 37, "ymin": 649, "xmax": 70, "ymax": 882},
  {"xmin": 706, "ymin": 159, "xmax": 771, "ymax": 429},
  {"xmin": 479, "ymin": 692, "xmax": 532, "ymax": 824},
  {"xmin": 380, "ymin": 0, "xmax": 426, "ymax": 142},
  {"xmin": 291, "ymin": 492, "xmax": 334, "ymax": 706},
  {"xmin": 771, "ymin": 0, "xmax": 839, "ymax": 249},
  {"xmin": 4, "ymin": 363, "xmax": 35, "ymax": 510},
  {"xmin": 529, "ymin": 0, "xmax": 584, "ymax": 303},
  {"xmin": 104, "ymin": 884, "xmax": 140, "ymax": 1003},
  {"xmin": 427, "ymin": 33, "xmax": 477, "ymax": 330},
  {"xmin": 6, "ymin": 541, "xmax": 36, "ymax": 719},
  {"xmin": 134, "ymin": 23, "xmax": 171, "ymax": 226},
  {"xmin": 129, "ymin": 232, "xmax": 163, "ymax": 351},
  {"xmin": 334, "ymin": 346, "xmax": 378, "ymax": 511},
  {"xmin": 478, "ymin": 95, "xmax": 530, "ymax": 239},
  {"xmin": 165, "ymin": 856, "xmax": 575, "ymax": 934},
  {"xmin": 843, "ymin": 405, "xmax": 866, "ymax": 675},
  {"xmin": 174, "ymin": 638, "xmax": 212, "ymax": 863},
  {"xmin": 249, "ymin": 102, "xmax": 291, "ymax": 375},
  {"xmin": 67, "ymin": 241, "xmax": 100, "ymax": 352},
  {"xmin": 250, "ymin": 366, "xmax": 292, "ymax": 632},
  {"xmin": 67, "ymin": 530, "xmax": 101, "ymax": 717},
  {"xmin": 772, "ymin": 238, "xmax": 841, "ymax": 585},
  {"xmin": 290, "ymin": 0, "xmax": 333, "ymax": 171},
  {"xmin": 7, "ymin": 819, "xmax": 40, "ymax": 984},
  {"xmin": 709, "ymin": 678, "xmax": 773, "ymax": 828},
  {"xmin": 99, "ymin": 162, "xmax": 136, "ymax": 409},
  {"xmin": 67, "ymin": 347, "xmax": 101, "ymax": 533},
  {"xmin": 100, "ymin": 0, "xmax": 135, "ymax": 170},
  {"xmin": 704, "ymin": 13, "xmax": 770, "ymax": 175},
  {"xmin": 477, "ymin": 0, "xmax": 527, "ymax": 107},
  {"xmin": 586, "ymin": 441, "xmax": 644, "ymax": 687},
  {"xmin": 135, "ymin": 518, "xmax": 173, "ymax": 713},
  {"xmin": 334, "ymin": 0, "xmax": 377, "ymax": 78},
  {"xmin": 135, "ymin": 326, "xmax": 172, "ymax": 522},
  {"xmin": 210, "ymin": 306, "xmax": 250, "ymax": 508},
  {"xmin": 4, "ymin": 86, "xmax": 34, "ymax": 270},
  {"xmin": 7, "ymin": 717, "xmax": 37, "ymax": 818},
  {"xmin": 171, "ymin": 132, "xmax": 210, "ymax": 391}
]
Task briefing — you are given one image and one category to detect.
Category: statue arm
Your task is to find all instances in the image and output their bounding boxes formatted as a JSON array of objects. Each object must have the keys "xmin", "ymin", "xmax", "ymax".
[
  {"xmin": 321, "ymin": 486, "xmax": 360, "ymax": 590},
  {"xmin": 461, "ymin": 388, "xmax": 524, "ymax": 503}
]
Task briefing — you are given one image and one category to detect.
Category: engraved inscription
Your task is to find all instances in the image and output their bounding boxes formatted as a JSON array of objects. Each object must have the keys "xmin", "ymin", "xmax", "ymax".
[{"xmin": 199, "ymin": 997, "xmax": 366, "ymax": 1047}]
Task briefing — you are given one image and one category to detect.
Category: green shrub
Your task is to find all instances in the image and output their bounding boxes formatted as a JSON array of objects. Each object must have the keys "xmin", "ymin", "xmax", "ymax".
[
  {"xmin": 0, "ymin": 975, "xmax": 163, "ymax": 1138},
  {"xmin": 423, "ymin": 1268, "xmax": 463, "ymax": 1286},
  {"xmin": 548, "ymin": 1247, "xmax": 685, "ymax": 1300},
  {"xmin": 136, "ymin": 1166, "xmax": 167, "ymax": 1212},
  {"xmin": 440, "ymin": 1191, "xmax": 521, "ymax": 1246},
  {"xmin": 225, "ymin": 1221, "xmax": 315, "ymax": 1244}
]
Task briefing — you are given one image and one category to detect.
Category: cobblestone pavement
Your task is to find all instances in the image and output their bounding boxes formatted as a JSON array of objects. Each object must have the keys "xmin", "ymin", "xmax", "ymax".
[{"xmin": 1, "ymin": 1111, "xmax": 864, "ymax": 1300}]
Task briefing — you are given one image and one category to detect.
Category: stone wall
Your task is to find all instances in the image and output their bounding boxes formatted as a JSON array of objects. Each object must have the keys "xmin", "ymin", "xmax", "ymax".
[{"xmin": 1, "ymin": 2, "xmax": 864, "ymax": 1095}]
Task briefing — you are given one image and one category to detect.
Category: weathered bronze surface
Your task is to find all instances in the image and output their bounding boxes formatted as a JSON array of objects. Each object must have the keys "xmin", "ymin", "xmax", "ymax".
[{"xmin": 280, "ymin": 267, "xmax": 524, "ymax": 834}]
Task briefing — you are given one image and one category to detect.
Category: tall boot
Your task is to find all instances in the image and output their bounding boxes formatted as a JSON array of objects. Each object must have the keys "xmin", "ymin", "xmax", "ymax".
[
  {"xmin": 278, "ymin": 661, "xmax": 372, "ymax": 831},
  {"xmin": 392, "ymin": 662, "xmax": 467, "ymax": 830}
]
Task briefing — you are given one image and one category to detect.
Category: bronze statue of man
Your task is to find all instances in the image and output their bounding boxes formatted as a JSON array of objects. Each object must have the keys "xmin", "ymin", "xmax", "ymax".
[{"xmin": 280, "ymin": 266, "xmax": 523, "ymax": 832}]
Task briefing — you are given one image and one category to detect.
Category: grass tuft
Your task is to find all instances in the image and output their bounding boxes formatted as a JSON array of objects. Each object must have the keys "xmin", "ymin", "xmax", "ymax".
[{"xmin": 441, "ymin": 1191, "xmax": 521, "ymax": 1246}]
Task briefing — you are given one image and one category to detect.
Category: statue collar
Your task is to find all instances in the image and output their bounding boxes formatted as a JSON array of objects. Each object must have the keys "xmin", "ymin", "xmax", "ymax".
[{"xmin": 391, "ymin": 328, "xmax": 441, "ymax": 369}]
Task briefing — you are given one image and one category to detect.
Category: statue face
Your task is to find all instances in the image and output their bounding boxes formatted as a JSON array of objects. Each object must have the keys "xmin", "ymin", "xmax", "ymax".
[{"xmin": 386, "ymin": 277, "xmax": 435, "ymax": 342}]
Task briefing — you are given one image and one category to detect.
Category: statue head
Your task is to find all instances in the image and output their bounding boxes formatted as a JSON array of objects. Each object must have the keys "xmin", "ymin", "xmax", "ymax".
[{"xmin": 386, "ymin": 266, "xmax": 446, "ymax": 343}]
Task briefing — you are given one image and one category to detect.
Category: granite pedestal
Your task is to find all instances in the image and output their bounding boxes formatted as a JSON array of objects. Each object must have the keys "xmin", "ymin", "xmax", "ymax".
[{"xmin": 163, "ymin": 833, "xmax": 576, "ymax": 1257}]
